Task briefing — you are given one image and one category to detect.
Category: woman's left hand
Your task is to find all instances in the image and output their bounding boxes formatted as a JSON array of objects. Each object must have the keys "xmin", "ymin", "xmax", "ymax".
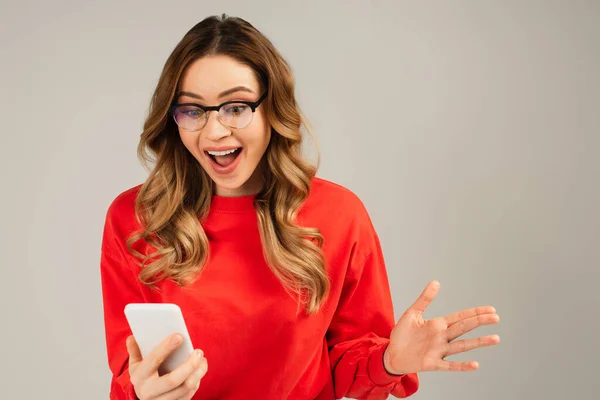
[{"xmin": 383, "ymin": 280, "xmax": 500, "ymax": 375}]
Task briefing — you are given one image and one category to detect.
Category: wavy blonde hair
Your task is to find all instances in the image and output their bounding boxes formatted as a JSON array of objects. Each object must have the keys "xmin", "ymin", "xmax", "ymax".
[{"xmin": 125, "ymin": 14, "xmax": 329, "ymax": 314}]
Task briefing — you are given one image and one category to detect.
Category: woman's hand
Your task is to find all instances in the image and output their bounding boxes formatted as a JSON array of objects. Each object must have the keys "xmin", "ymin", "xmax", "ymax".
[
  {"xmin": 384, "ymin": 280, "xmax": 500, "ymax": 375},
  {"xmin": 126, "ymin": 333, "xmax": 208, "ymax": 400}
]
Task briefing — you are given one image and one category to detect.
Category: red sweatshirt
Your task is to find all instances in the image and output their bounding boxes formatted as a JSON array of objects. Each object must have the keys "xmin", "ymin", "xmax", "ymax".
[{"xmin": 100, "ymin": 177, "xmax": 419, "ymax": 399}]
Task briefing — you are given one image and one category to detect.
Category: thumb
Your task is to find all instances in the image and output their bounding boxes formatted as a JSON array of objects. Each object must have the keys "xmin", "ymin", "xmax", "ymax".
[
  {"xmin": 126, "ymin": 335, "xmax": 143, "ymax": 370},
  {"xmin": 407, "ymin": 280, "xmax": 440, "ymax": 315}
]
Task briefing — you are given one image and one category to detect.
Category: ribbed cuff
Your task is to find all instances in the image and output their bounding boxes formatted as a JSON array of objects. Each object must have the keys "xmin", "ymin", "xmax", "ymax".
[
  {"xmin": 126, "ymin": 383, "xmax": 138, "ymax": 400},
  {"xmin": 110, "ymin": 373, "xmax": 138, "ymax": 400},
  {"xmin": 367, "ymin": 342, "xmax": 406, "ymax": 386}
]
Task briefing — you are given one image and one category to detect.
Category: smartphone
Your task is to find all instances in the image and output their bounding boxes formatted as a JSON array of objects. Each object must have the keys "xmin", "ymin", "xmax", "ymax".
[{"xmin": 124, "ymin": 303, "xmax": 194, "ymax": 375}]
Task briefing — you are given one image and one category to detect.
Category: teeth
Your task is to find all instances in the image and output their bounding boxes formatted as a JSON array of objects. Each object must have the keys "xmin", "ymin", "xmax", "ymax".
[{"xmin": 207, "ymin": 148, "xmax": 238, "ymax": 156}]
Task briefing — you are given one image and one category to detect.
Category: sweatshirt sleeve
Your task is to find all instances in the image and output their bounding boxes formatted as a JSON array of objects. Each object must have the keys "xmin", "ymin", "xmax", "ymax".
[
  {"xmin": 326, "ymin": 204, "xmax": 419, "ymax": 400},
  {"xmin": 100, "ymin": 204, "xmax": 144, "ymax": 400}
]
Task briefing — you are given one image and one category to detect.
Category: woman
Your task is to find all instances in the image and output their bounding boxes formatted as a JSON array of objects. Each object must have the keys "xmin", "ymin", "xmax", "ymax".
[{"xmin": 100, "ymin": 14, "xmax": 500, "ymax": 400}]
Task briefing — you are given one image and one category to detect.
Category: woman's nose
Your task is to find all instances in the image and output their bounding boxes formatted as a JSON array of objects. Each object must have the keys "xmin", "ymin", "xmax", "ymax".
[{"xmin": 203, "ymin": 111, "xmax": 231, "ymax": 141}]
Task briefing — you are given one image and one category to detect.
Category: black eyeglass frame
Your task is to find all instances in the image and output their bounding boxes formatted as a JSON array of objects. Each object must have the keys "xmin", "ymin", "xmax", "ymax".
[{"xmin": 169, "ymin": 91, "xmax": 268, "ymax": 130}]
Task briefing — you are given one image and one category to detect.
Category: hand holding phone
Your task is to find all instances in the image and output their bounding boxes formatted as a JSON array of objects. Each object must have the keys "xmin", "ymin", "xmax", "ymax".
[{"xmin": 124, "ymin": 303, "xmax": 208, "ymax": 399}]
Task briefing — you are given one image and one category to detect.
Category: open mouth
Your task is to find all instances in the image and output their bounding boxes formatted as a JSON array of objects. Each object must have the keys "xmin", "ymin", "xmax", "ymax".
[{"xmin": 205, "ymin": 147, "xmax": 242, "ymax": 168}]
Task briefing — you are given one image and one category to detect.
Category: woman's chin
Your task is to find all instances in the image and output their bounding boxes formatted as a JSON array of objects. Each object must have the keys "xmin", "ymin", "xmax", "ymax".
[{"xmin": 211, "ymin": 175, "xmax": 251, "ymax": 196}]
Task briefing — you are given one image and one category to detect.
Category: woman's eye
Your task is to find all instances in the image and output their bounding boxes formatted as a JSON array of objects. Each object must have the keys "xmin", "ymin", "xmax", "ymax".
[
  {"xmin": 224, "ymin": 104, "xmax": 248, "ymax": 116},
  {"xmin": 183, "ymin": 108, "xmax": 204, "ymax": 118}
]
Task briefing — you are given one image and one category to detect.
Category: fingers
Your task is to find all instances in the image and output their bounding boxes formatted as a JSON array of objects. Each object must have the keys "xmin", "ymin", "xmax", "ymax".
[
  {"xmin": 155, "ymin": 356, "xmax": 208, "ymax": 400},
  {"xmin": 445, "ymin": 334, "xmax": 501, "ymax": 357},
  {"xmin": 407, "ymin": 280, "xmax": 440, "ymax": 315},
  {"xmin": 444, "ymin": 306, "xmax": 496, "ymax": 326},
  {"xmin": 134, "ymin": 334, "xmax": 182, "ymax": 380},
  {"xmin": 187, "ymin": 356, "xmax": 208, "ymax": 385},
  {"xmin": 150, "ymin": 349, "xmax": 204, "ymax": 396},
  {"xmin": 126, "ymin": 335, "xmax": 143, "ymax": 372},
  {"xmin": 445, "ymin": 313, "xmax": 500, "ymax": 341},
  {"xmin": 436, "ymin": 360, "xmax": 480, "ymax": 372},
  {"xmin": 180, "ymin": 357, "xmax": 208, "ymax": 397}
]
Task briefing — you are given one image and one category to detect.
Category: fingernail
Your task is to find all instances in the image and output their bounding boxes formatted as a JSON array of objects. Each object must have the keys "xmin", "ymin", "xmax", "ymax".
[
  {"xmin": 172, "ymin": 334, "xmax": 182, "ymax": 345},
  {"xmin": 193, "ymin": 349, "xmax": 203, "ymax": 368}
]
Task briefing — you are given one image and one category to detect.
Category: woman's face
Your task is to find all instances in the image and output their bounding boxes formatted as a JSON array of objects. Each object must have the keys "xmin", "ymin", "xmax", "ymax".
[{"xmin": 176, "ymin": 55, "xmax": 270, "ymax": 197}]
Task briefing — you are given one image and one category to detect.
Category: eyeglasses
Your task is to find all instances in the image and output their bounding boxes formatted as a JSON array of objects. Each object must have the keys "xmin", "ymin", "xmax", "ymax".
[{"xmin": 169, "ymin": 92, "xmax": 268, "ymax": 131}]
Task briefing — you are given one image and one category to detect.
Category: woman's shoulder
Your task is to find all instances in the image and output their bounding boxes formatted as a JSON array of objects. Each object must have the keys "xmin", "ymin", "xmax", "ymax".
[
  {"xmin": 102, "ymin": 183, "xmax": 144, "ymax": 246},
  {"xmin": 306, "ymin": 176, "xmax": 371, "ymax": 223},
  {"xmin": 305, "ymin": 177, "xmax": 379, "ymax": 253},
  {"xmin": 310, "ymin": 176, "xmax": 365, "ymax": 203},
  {"xmin": 106, "ymin": 184, "xmax": 142, "ymax": 218}
]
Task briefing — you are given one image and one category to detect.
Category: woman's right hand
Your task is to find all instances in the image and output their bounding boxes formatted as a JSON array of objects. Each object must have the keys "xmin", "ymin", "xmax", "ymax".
[{"xmin": 126, "ymin": 333, "xmax": 208, "ymax": 400}]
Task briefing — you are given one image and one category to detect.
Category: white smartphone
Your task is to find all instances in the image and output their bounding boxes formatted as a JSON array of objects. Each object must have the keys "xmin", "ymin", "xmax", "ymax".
[{"xmin": 124, "ymin": 303, "xmax": 194, "ymax": 376}]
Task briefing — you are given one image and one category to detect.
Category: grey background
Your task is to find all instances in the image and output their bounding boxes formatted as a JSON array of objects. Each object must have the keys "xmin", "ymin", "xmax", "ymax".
[{"xmin": 1, "ymin": 0, "xmax": 598, "ymax": 399}]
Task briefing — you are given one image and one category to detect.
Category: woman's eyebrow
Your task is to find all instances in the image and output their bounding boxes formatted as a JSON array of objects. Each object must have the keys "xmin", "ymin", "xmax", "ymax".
[{"xmin": 178, "ymin": 86, "xmax": 256, "ymax": 100}]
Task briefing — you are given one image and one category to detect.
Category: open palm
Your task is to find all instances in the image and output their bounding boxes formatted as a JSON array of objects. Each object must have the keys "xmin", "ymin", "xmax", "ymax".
[{"xmin": 384, "ymin": 280, "xmax": 500, "ymax": 375}]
